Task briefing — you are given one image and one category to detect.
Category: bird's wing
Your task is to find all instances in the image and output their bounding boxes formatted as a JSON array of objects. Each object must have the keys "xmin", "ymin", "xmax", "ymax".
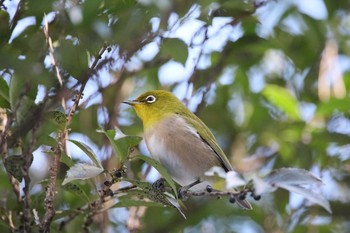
[
  {"xmin": 184, "ymin": 113, "xmax": 233, "ymax": 172},
  {"xmin": 183, "ymin": 113, "xmax": 253, "ymax": 210}
]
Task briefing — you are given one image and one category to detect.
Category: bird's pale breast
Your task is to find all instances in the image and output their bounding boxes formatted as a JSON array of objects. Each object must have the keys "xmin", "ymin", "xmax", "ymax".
[{"xmin": 144, "ymin": 115, "xmax": 222, "ymax": 187}]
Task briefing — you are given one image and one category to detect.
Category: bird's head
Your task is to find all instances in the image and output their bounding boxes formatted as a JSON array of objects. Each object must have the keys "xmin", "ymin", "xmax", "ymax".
[{"xmin": 123, "ymin": 90, "xmax": 186, "ymax": 128}]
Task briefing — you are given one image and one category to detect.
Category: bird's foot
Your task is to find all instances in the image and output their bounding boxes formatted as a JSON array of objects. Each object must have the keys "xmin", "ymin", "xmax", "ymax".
[
  {"xmin": 178, "ymin": 179, "xmax": 201, "ymax": 200},
  {"xmin": 178, "ymin": 187, "xmax": 189, "ymax": 200}
]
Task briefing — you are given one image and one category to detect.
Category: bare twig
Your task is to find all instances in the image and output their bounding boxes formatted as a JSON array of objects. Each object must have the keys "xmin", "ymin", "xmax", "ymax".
[
  {"xmin": 43, "ymin": 15, "xmax": 63, "ymax": 87},
  {"xmin": 9, "ymin": 0, "xmax": 25, "ymax": 31},
  {"xmin": 20, "ymin": 136, "xmax": 35, "ymax": 232},
  {"xmin": 0, "ymin": 0, "xmax": 7, "ymax": 10},
  {"xmin": 1, "ymin": 86, "xmax": 32, "ymax": 231},
  {"xmin": 40, "ymin": 20, "xmax": 110, "ymax": 231}
]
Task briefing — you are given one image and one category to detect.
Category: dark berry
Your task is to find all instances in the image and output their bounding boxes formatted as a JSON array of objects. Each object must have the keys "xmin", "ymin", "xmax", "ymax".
[
  {"xmin": 104, "ymin": 180, "xmax": 112, "ymax": 187},
  {"xmin": 206, "ymin": 185, "xmax": 213, "ymax": 193},
  {"xmin": 114, "ymin": 170, "xmax": 122, "ymax": 178},
  {"xmin": 108, "ymin": 189, "xmax": 114, "ymax": 197},
  {"xmin": 229, "ymin": 196, "xmax": 236, "ymax": 204},
  {"xmin": 253, "ymin": 195, "xmax": 261, "ymax": 201}
]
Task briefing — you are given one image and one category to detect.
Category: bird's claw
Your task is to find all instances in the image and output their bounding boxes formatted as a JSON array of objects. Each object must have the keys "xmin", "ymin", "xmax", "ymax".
[{"xmin": 178, "ymin": 186, "xmax": 189, "ymax": 200}]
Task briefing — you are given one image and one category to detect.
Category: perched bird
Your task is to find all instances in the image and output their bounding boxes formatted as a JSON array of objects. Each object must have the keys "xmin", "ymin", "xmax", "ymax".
[{"xmin": 123, "ymin": 90, "xmax": 251, "ymax": 209}]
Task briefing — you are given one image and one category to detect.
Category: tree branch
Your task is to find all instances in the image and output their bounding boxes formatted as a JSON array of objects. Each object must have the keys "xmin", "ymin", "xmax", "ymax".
[{"xmin": 39, "ymin": 34, "xmax": 109, "ymax": 231}]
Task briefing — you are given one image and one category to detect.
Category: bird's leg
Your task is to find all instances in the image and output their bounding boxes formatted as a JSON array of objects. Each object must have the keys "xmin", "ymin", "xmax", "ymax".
[{"xmin": 178, "ymin": 179, "xmax": 201, "ymax": 200}]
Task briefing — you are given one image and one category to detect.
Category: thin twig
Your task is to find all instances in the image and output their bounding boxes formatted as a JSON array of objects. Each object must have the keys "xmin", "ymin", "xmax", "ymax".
[
  {"xmin": 43, "ymin": 15, "xmax": 63, "ymax": 87},
  {"xmin": 9, "ymin": 0, "xmax": 25, "ymax": 31},
  {"xmin": 40, "ymin": 23, "xmax": 109, "ymax": 230},
  {"xmin": 0, "ymin": 0, "xmax": 7, "ymax": 10}
]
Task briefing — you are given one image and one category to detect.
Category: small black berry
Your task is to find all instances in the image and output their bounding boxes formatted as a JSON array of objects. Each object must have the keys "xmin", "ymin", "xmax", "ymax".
[
  {"xmin": 114, "ymin": 170, "xmax": 122, "ymax": 178},
  {"xmin": 104, "ymin": 180, "xmax": 112, "ymax": 187},
  {"xmin": 254, "ymin": 195, "xmax": 261, "ymax": 201},
  {"xmin": 206, "ymin": 185, "xmax": 213, "ymax": 193},
  {"xmin": 229, "ymin": 196, "xmax": 236, "ymax": 204},
  {"xmin": 108, "ymin": 189, "xmax": 114, "ymax": 197}
]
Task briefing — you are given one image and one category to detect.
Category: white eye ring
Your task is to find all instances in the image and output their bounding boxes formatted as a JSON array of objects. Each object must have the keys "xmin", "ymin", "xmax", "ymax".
[{"xmin": 145, "ymin": 95, "xmax": 156, "ymax": 103}]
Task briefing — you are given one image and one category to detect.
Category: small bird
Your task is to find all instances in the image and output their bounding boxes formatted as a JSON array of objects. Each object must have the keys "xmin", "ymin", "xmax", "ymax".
[{"xmin": 123, "ymin": 90, "xmax": 251, "ymax": 209}]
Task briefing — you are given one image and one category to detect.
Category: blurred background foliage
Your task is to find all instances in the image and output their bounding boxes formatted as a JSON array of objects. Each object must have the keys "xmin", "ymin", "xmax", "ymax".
[{"xmin": 0, "ymin": 0, "xmax": 349, "ymax": 232}]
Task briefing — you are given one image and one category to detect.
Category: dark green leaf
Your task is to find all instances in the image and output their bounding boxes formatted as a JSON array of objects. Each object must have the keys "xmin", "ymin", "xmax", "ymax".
[
  {"xmin": 98, "ymin": 128, "xmax": 142, "ymax": 162},
  {"xmin": 9, "ymin": 75, "xmax": 37, "ymax": 110},
  {"xmin": 63, "ymin": 182, "xmax": 90, "ymax": 202},
  {"xmin": 68, "ymin": 139, "xmax": 102, "ymax": 168},
  {"xmin": 112, "ymin": 198, "xmax": 164, "ymax": 208},
  {"xmin": 0, "ymin": 95, "xmax": 10, "ymax": 108},
  {"xmin": 316, "ymin": 98, "xmax": 350, "ymax": 116},
  {"xmin": 57, "ymin": 40, "xmax": 89, "ymax": 80},
  {"xmin": 46, "ymin": 111, "xmax": 67, "ymax": 131},
  {"xmin": 4, "ymin": 155, "xmax": 24, "ymax": 182},
  {"xmin": 0, "ymin": 77, "xmax": 10, "ymax": 102},
  {"xmin": 60, "ymin": 152, "xmax": 75, "ymax": 168},
  {"xmin": 160, "ymin": 38, "xmax": 188, "ymax": 65}
]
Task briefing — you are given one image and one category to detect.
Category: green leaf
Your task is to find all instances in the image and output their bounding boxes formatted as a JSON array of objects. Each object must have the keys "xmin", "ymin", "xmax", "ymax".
[
  {"xmin": 0, "ymin": 78, "xmax": 10, "ymax": 102},
  {"xmin": 68, "ymin": 139, "xmax": 102, "ymax": 168},
  {"xmin": 0, "ymin": 11, "xmax": 11, "ymax": 44},
  {"xmin": 98, "ymin": 128, "xmax": 142, "ymax": 162},
  {"xmin": 119, "ymin": 179, "xmax": 185, "ymax": 218},
  {"xmin": 63, "ymin": 182, "xmax": 90, "ymax": 202},
  {"xmin": 262, "ymin": 84, "xmax": 301, "ymax": 120},
  {"xmin": 54, "ymin": 209, "xmax": 81, "ymax": 220},
  {"xmin": 46, "ymin": 111, "xmax": 67, "ymax": 131},
  {"xmin": 0, "ymin": 95, "xmax": 10, "ymax": 108},
  {"xmin": 160, "ymin": 38, "xmax": 188, "ymax": 65},
  {"xmin": 210, "ymin": 52, "xmax": 221, "ymax": 66},
  {"xmin": 112, "ymin": 198, "xmax": 164, "ymax": 208},
  {"xmin": 32, "ymin": 111, "xmax": 66, "ymax": 149},
  {"xmin": 25, "ymin": 0, "xmax": 54, "ymax": 19},
  {"xmin": 59, "ymin": 152, "xmax": 75, "ymax": 168},
  {"xmin": 254, "ymin": 168, "xmax": 331, "ymax": 213},
  {"xmin": 4, "ymin": 155, "xmax": 24, "ymax": 182},
  {"xmin": 316, "ymin": 98, "xmax": 350, "ymax": 117},
  {"xmin": 133, "ymin": 155, "xmax": 178, "ymax": 199},
  {"xmin": 45, "ymin": 150, "xmax": 73, "ymax": 168},
  {"xmin": 62, "ymin": 163, "xmax": 104, "ymax": 185},
  {"xmin": 57, "ymin": 39, "xmax": 89, "ymax": 80},
  {"xmin": 9, "ymin": 75, "xmax": 37, "ymax": 110}
]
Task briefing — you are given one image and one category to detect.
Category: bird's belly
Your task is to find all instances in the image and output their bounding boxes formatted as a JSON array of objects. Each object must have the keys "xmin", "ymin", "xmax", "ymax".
[
  {"xmin": 147, "ymin": 134, "xmax": 196, "ymax": 186},
  {"xmin": 145, "ymin": 129, "xmax": 220, "ymax": 188}
]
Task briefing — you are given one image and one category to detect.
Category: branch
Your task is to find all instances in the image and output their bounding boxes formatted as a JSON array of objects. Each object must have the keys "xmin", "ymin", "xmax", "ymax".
[
  {"xmin": 185, "ymin": 185, "xmax": 261, "ymax": 202},
  {"xmin": 9, "ymin": 0, "xmax": 25, "ymax": 31},
  {"xmin": 0, "ymin": 0, "xmax": 6, "ymax": 10},
  {"xmin": 39, "ymin": 23, "xmax": 110, "ymax": 230}
]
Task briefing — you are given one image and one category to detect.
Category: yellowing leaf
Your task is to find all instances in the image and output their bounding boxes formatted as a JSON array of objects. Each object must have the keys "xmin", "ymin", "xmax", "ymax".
[{"xmin": 262, "ymin": 84, "xmax": 301, "ymax": 120}]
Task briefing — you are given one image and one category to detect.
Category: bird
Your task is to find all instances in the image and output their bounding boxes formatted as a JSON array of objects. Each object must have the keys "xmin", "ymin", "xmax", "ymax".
[{"xmin": 123, "ymin": 90, "xmax": 251, "ymax": 209}]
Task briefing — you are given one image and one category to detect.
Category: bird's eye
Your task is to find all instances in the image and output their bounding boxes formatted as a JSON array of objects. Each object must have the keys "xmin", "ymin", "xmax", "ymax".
[{"xmin": 145, "ymin": 95, "xmax": 156, "ymax": 103}]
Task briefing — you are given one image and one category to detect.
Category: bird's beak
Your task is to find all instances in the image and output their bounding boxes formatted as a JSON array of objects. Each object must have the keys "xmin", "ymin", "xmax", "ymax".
[{"xmin": 122, "ymin": 100, "xmax": 139, "ymax": 106}]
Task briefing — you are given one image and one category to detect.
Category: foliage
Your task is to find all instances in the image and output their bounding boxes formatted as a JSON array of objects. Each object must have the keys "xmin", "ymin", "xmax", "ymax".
[{"xmin": 0, "ymin": 0, "xmax": 349, "ymax": 232}]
